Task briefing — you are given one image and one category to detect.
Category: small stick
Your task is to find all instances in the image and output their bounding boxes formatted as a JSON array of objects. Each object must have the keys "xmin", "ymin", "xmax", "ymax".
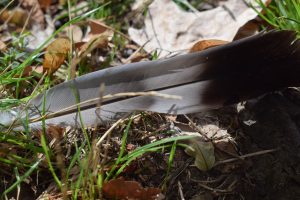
[
  {"xmin": 214, "ymin": 148, "xmax": 278, "ymax": 166},
  {"xmin": 96, "ymin": 114, "xmax": 140, "ymax": 147},
  {"xmin": 178, "ymin": 181, "xmax": 185, "ymax": 200}
]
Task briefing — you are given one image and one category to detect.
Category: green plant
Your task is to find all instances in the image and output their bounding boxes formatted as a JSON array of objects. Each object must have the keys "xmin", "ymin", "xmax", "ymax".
[
  {"xmin": 107, "ymin": 135, "xmax": 196, "ymax": 179},
  {"xmin": 255, "ymin": 0, "xmax": 300, "ymax": 34},
  {"xmin": 0, "ymin": 5, "xmax": 108, "ymax": 198}
]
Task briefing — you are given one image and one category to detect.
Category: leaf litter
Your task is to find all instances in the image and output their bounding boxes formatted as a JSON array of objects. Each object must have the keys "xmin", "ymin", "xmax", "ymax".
[{"xmin": 1, "ymin": 0, "xmax": 300, "ymax": 199}]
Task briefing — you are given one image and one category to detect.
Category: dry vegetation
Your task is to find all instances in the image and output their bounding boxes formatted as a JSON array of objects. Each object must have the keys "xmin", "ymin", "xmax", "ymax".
[{"xmin": 0, "ymin": 0, "xmax": 300, "ymax": 199}]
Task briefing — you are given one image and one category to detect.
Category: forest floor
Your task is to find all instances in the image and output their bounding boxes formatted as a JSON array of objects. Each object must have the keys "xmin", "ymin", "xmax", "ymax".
[{"xmin": 1, "ymin": 0, "xmax": 300, "ymax": 199}]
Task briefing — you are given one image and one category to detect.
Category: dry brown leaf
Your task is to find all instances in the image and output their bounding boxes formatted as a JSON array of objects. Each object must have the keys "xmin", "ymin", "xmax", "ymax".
[
  {"xmin": 213, "ymin": 139, "xmax": 241, "ymax": 173},
  {"xmin": 46, "ymin": 125, "xmax": 65, "ymax": 141},
  {"xmin": 21, "ymin": 0, "xmax": 45, "ymax": 27},
  {"xmin": 102, "ymin": 177, "xmax": 162, "ymax": 200},
  {"xmin": 43, "ymin": 38, "xmax": 71, "ymax": 74},
  {"xmin": 74, "ymin": 41, "xmax": 86, "ymax": 50},
  {"xmin": 59, "ymin": 0, "xmax": 66, "ymax": 6},
  {"xmin": 189, "ymin": 39, "xmax": 228, "ymax": 52},
  {"xmin": 214, "ymin": 139, "xmax": 239, "ymax": 160},
  {"xmin": 38, "ymin": 0, "xmax": 52, "ymax": 9},
  {"xmin": 234, "ymin": 20, "xmax": 260, "ymax": 40},
  {"xmin": 89, "ymin": 19, "xmax": 108, "ymax": 35},
  {"xmin": 78, "ymin": 31, "xmax": 111, "ymax": 55},
  {"xmin": 0, "ymin": 9, "xmax": 9, "ymax": 21},
  {"xmin": 71, "ymin": 31, "xmax": 112, "ymax": 78},
  {"xmin": 0, "ymin": 8, "xmax": 28, "ymax": 27},
  {"xmin": 123, "ymin": 52, "xmax": 149, "ymax": 64},
  {"xmin": 23, "ymin": 65, "xmax": 44, "ymax": 77},
  {"xmin": 87, "ymin": 19, "xmax": 130, "ymax": 42},
  {"xmin": 0, "ymin": 40, "xmax": 7, "ymax": 52}
]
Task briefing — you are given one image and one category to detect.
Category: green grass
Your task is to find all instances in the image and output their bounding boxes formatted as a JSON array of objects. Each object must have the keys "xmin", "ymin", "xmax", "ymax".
[
  {"xmin": 0, "ymin": 3, "xmax": 116, "ymax": 198},
  {"xmin": 255, "ymin": 0, "xmax": 300, "ymax": 34},
  {"xmin": 0, "ymin": 1, "xmax": 193, "ymax": 197},
  {"xmin": 3, "ymin": 0, "xmax": 300, "ymax": 198}
]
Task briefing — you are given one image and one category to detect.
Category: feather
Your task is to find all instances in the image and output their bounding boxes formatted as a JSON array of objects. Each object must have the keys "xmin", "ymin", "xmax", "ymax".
[{"xmin": 3, "ymin": 30, "xmax": 300, "ymax": 129}]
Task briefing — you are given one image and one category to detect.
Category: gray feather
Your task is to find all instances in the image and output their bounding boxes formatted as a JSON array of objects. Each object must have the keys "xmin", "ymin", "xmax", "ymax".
[{"xmin": 4, "ymin": 30, "xmax": 300, "ymax": 129}]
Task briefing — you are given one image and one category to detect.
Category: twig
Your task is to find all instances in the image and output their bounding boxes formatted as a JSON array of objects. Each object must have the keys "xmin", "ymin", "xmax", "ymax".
[
  {"xmin": 178, "ymin": 181, "xmax": 185, "ymax": 200},
  {"xmin": 20, "ymin": 3, "xmax": 34, "ymax": 35},
  {"xmin": 123, "ymin": 40, "xmax": 150, "ymax": 64},
  {"xmin": 196, "ymin": 182, "xmax": 233, "ymax": 193},
  {"xmin": 96, "ymin": 114, "xmax": 140, "ymax": 147},
  {"xmin": 214, "ymin": 148, "xmax": 278, "ymax": 166},
  {"xmin": 183, "ymin": 114, "xmax": 210, "ymax": 140},
  {"xmin": 0, "ymin": 0, "xmax": 14, "ymax": 16}
]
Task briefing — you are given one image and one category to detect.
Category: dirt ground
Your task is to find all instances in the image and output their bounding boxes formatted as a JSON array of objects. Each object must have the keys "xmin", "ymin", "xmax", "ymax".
[
  {"xmin": 2, "ymin": 85, "xmax": 300, "ymax": 200},
  {"xmin": 133, "ymin": 88, "xmax": 300, "ymax": 200}
]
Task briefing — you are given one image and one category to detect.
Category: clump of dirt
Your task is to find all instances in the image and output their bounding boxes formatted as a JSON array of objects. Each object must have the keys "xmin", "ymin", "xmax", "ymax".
[
  {"xmin": 157, "ymin": 89, "xmax": 300, "ymax": 199},
  {"xmin": 238, "ymin": 89, "xmax": 300, "ymax": 200}
]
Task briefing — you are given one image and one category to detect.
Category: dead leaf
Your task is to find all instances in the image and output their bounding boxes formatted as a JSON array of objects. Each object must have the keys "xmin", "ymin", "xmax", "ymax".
[
  {"xmin": 128, "ymin": 0, "xmax": 269, "ymax": 57},
  {"xmin": 214, "ymin": 139, "xmax": 238, "ymax": 160},
  {"xmin": 86, "ymin": 19, "xmax": 130, "ymax": 42},
  {"xmin": 89, "ymin": 19, "xmax": 108, "ymax": 35},
  {"xmin": 185, "ymin": 138, "xmax": 215, "ymax": 171},
  {"xmin": 59, "ymin": 0, "xmax": 66, "ymax": 6},
  {"xmin": 0, "ymin": 8, "xmax": 28, "ymax": 27},
  {"xmin": 103, "ymin": 177, "xmax": 162, "ymax": 200},
  {"xmin": 38, "ymin": 0, "xmax": 51, "ymax": 9},
  {"xmin": 189, "ymin": 39, "xmax": 228, "ymax": 52},
  {"xmin": 213, "ymin": 139, "xmax": 240, "ymax": 173},
  {"xmin": 63, "ymin": 25, "xmax": 83, "ymax": 43},
  {"xmin": 79, "ymin": 31, "xmax": 112, "ymax": 53},
  {"xmin": 21, "ymin": 0, "xmax": 45, "ymax": 28},
  {"xmin": 74, "ymin": 41, "xmax": 86, "ymax": 50},
  {"xmin": 234, "ymin": 20, "xmax": 260, "ymax": 40},
  {"xmin": 43, "ymin": 38, "xmax": 71, "ymax": 74},
  {"xmin": 79, "ymin": 31, "xmax": 111, "ymax": 56},
  {"xmin": 71, "ymin": 31, "xmax": 112, "ymax": 78},
  {"xmin": 123, "ymin": 52, "xmax": 149, "ymax": 63},
  {"xmin": 0, "ymin": 40, "xmax": 7, "ymax": 52},
  {"xmin": 33, "ymin": 65, "xmax": 44, "ymax": 74}
]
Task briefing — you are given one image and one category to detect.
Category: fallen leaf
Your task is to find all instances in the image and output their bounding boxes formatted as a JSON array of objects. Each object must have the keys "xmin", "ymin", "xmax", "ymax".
[
  {"xmin": 214, "ymin": 139, "xmax": 238, "ymax": 160},
  {"xmin": 71, "ymin": 31, "xmax": 112, "ymax": 78},
  {"xmin": 22, "ymin": 66, "xmax": 33, "ymax": 77},
  {"xmin": 213, "ymin": 139, "xmax": 240, "ymax": 173},
  {"xmin": 63, "ymin": 25, "xmax": 83, "ymax": 43},
  {"xmin": 189, "ymin": 39, "xmax": 228, "ymax": 52},
  {"xmin": 59, "ymin": 0, "xmax": 66, "ymax": 6},
  {"xmin": 33, "ymin": 65, "xmax": 44, "ymax": 74},
  {"xmin": 233, "ymin": 20, "xmax": 260, "ymax": 40},
  {"xmin": 128, "ymin": 0, "xmax": 269, "ymax": 57},
  {"xmin": 43, "ymin": 38, "xmax": 71, "ymax": 74},
  {"xmin": 0, "ymin": 8, "xmax": 28, "ymax": 27},
  {"xmin": 79, "ymin": 31, "xmax": 112, "ymax": 53},
  {"xmin": 89, "ymin": 19, "xmax": 108, "ymax": 35},
  {"xmin": 122, "ymin": 52, "xmax": 149, "ymax": 63},
  {"xmin": 38, "ymin": 0, "xmax": 51, "ymax": 9},
  {"xmin": 103, "ymin": 177, "xmax": 162, "ymax": 200},
  {"xmin": 185, "ymin": 138, "xmax": 215, "ymax": 171},
  {"xmin": 80, "ymin": 31, "xmax": 111, "ymax": 57},
  {"xmin": 0, "ymin": 40, "xmax": 7, "ymax": 52},
  {"xmin": 21, "ymin": 0, "xmax": 45, "ymax": 28}
]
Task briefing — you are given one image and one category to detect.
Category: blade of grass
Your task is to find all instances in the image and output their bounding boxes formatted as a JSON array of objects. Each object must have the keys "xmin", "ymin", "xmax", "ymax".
[
  {"xmin": 105, "ymin": 115, "xmax": 133, "ymax": 181},
  {"xmin": 1, "ymin": 158, "xmax": 42, "ymax": 198},
  {"xmin": 113, "ymin": 135, "xmax": 197, "ymax": 178}
]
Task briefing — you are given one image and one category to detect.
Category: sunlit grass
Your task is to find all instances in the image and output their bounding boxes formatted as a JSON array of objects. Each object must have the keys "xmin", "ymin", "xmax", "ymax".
[{"xmin": 255, "ymin": 0, "xmax": 300, "ymax": 35}]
